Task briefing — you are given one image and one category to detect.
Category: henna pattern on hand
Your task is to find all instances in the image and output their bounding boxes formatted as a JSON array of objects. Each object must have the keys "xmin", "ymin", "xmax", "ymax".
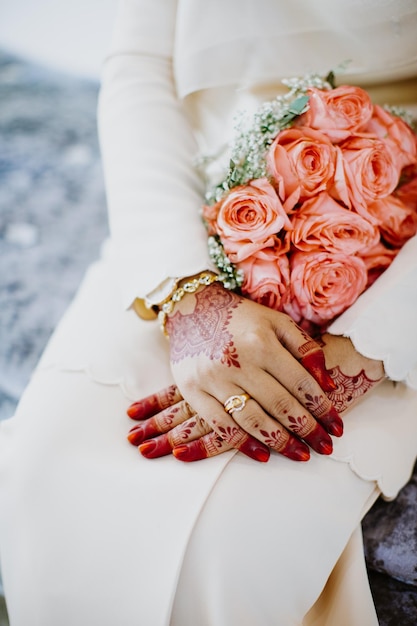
[
  {"xmin": 166, "ymin": 282, "xmax": 242, "ymax": 367},
  {"xmin": 326, "ymin": 366, "xmax": 382, "ymax": 412}
]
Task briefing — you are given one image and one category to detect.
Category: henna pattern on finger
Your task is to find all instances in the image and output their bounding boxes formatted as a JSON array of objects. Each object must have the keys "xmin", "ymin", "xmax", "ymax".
[
  {"xmin": 287, "ymin": 414, "xmax": 311, "ymax": 438},
  {"xmin": 303, "ymin": 393, "xmax": 329, "ymax": 418},
  {"xmin": 260, "ymin": 428, "xmax": 286, "ymax": 449},
  {"xmin": 217, "ymin": 424, "xmax": 247, "ymax": 446},
  {"xmin": 326, "ymin": 367, "xmax": 382, "ymax": 412},
  {"xmin": 127, "ymin": 384, "xmax": 180, "ymax": 420},
  {"xmin": 302, "ymin": 392, "xmax": 344, "ymax": 436},
  {"xmin": 166, "ymin": 282, "xmax": 242, "ymax": 367}
]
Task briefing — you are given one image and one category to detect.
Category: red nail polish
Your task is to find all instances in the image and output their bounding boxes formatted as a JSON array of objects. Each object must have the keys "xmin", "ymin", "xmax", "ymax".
[
  {"xmin": 127, "ymin": 426, "xmax": 144, "ymax": 445},
  {"xmin": 303, "ymin": 427, "xmax": 333, "ymax": 455},
  {"xmin": 316, "ymin": 439, "xmax": 333, "ymax": 455},
  {"xmin": 172, "ymin": 441, "xmax": 207, "ymax": 462},
  {"xmin": 139, "ymin": 436, "xmax": 173, "ymax": 459},
  {"xmin": 319, "ymin": 407, "xmax": 344, "ymax": 437},
  {"xmin": 127, "ymin": 398, "xmax": 160, "ymax": 420},
  {"xmin": 301, "ymin": 352, "xmax": 337, "ymax": 392},
  {"xmin": 238, "ymin": 437, "xmax": 270, "ymax": 462},
  {"xmin": 321, "ymin": 417, "xmax": 344, "ymax": 437},
  {"xmin": 281, "ymin": 438, "xmax": 310, "ymax": 462},
  {"xmin": 127, "ymin": 418, "xmax": 160, "ymax": 445}
]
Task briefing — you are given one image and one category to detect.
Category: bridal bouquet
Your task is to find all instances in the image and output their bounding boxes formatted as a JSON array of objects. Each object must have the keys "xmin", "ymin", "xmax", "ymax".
[{"xmin": 203, "ymin": 73, "xmax": 417, "ymax": 332}]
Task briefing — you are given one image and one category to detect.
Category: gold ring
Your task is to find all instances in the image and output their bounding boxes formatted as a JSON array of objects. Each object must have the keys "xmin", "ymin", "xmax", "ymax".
[{"xmin": 223, "ymin": 393, "xmax": 251, "ymax": 415}]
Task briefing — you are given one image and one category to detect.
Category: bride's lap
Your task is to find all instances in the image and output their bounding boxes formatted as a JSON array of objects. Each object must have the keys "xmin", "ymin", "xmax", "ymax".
[
  {"xmin": 0, "ymin": 366, "xmax": 378, "ymax": 626},
  {"xmin": 0, "ymin": 259, "xmax": 380, "ymax": 624}
]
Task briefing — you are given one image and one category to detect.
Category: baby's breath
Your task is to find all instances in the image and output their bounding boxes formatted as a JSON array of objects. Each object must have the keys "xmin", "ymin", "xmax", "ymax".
[
  {"xmin": 383, "ymin": 105, "xmax": 416, "ymax": 130},
  {"xmin": 207, "ymin": 236, "xmax": 244, "ymax": 290}
]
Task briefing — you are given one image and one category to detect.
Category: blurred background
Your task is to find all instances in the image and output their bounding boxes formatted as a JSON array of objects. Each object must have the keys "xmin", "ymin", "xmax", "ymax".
[
  {"xmin": 0, "ymin": 0, "xmax": 117, "ymax": 79},
  {"xmin": 0, "ymin": 0, "xmax": 117, "ymax": 424},
  {"xmin": 0, "ymin": 3, "xmax": 116, "ymax": 621}
]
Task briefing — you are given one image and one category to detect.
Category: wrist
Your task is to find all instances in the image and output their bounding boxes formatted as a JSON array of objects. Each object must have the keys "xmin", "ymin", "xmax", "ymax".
[
  {"xmin": 132, "ymin": 271, "xmax": 218, "ymax": 321},
  {"xmin": 158, "ymin": 271, "xmax": 220, "ymax": 336}
]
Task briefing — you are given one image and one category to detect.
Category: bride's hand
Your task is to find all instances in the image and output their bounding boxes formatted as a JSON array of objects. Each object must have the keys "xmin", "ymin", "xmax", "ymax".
[
  {"xmin": 128, "ymin": 281, "xmax": 345, "ymax": 462},
  {"xmin": 127, "ymin": 329, "xmax": 385, "ymax": 463}
]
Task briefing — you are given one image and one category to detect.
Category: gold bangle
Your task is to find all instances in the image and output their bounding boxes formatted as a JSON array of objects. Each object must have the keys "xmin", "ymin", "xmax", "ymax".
[{"xmin": 158, "ymin": 272, "xmax": 220, "ymax": 336}]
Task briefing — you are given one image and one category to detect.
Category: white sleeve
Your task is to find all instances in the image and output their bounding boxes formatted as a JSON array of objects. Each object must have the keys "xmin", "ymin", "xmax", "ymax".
[
  {"xmin": 327, "ymin": 234, "xmax": 417, "ymax": 388},
  {"xmin": 97, "ymin": 0, "xmax": 210, "ymax": 307}
]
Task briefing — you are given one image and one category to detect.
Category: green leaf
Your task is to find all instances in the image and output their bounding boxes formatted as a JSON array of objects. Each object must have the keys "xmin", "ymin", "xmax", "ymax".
[
  {"xmin": 325, "ymin": 70, "xmax": 336, "ymax": 89},
  {"xmin": 288, "ymin": 95, "xmax": 310, "ymax": 115}
]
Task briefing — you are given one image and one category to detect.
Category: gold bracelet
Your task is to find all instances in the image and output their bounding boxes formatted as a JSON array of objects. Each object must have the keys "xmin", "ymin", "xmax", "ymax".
[{"xmin": 158, "ymin": 272, "xmax": 220, "ymax": 336}]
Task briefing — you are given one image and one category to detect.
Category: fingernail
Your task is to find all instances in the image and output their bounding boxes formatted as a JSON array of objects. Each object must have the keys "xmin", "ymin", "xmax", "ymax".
[
  {"xmin": 319, "ymin": 407, "xmax": 344, "ymax": 437},
  {"xmin": 127, "ymin": 402, "xmax": 147, "ymax": 419},
  {"xmin": 316, "ymin": 439, "xmax": 333, "ymax": 455},
  {"xmin": 127, "ymin": 398, "xmax": 160, "ymax": 420},
  {"xmin": 302, "ymin": 425, "xmax": 333, "ymax": 455},
  {"xmin": 301, "ymin": 352, "xmax": 336, "ymax": 392},
  {"xmin": 127, "ymin": 426, "xmax": 144, "ymax": 445},
  {"xmin": 239, "ymin": 436, "xmax": 270, "ymax": 462},
  {"xmin": 139, "ymin": 436, "xmax": 172, "ymax": 459},
  {"xmin": 172, "ymin": 441, "xmax": 207, "ymax": 462},
  {"xmin": 128, "ymin": 419, "xmax": 159, "ymax": 444},
  {"xmin": 281, "ymin": 438, "xmax": 310, "ymax": 462}
]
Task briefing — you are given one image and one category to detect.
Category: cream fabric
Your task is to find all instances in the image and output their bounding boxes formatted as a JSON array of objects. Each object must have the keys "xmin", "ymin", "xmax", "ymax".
[
  {"xmin": 174, "ymin": 0, "xmax": 417, "ymax": 97},
  {"xmin": 1, "ymin": 0, "xmax": 417, "ymax": 623}
]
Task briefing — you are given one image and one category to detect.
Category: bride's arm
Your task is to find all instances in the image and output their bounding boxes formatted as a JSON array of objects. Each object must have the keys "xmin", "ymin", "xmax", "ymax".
[
  {"xmin": 98, "ymin": 0, "xmax": 209, "ymax": 307},
  {"xmin": 327, "ymin": 233, "xmax": 417, "ymax": 387}
]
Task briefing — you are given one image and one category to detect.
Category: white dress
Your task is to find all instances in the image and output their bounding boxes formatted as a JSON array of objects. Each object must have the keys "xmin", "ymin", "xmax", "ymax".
[{"xmin": 1, "ymin": 1, "xmax": 417, "ymax": 624}]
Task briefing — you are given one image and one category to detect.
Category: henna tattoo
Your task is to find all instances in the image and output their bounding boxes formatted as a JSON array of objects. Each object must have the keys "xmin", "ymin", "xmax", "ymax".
[
  {"xmin": 204, "ymin": 433, "xmax": 225, "ymax": 456},
  {"xmin": 303, "ymin": 393, "xmax": 328, "ymax": 418},
  {"xmin": 127, "ymin": 384, "xmax": 180, "ymax": 420},
  {"xmin": 298, "ymin": 340, "xmax": 319, "ymax": 356},
  {"xmin": 218, "ymin": 424, "xmax": 246, "ymax": 446},
  {"xmin": 155, "ymin": 404, "xmax": 181, "ymax": 430},
  {"xmin": 260, "ymin": 428, "xmax": 285, "ymax": 449},
  {"xmin": 139, "ymin": 436, "xmax": 173, "ymax": 458},
  {"xmin": 166, "ymin": 283, "xmax": 242, "ymax": 367},
  {"xmin": 287, "ymin": 414, "xmax": 310, "ymax": 438},
  {"xmin": 326, "ymin": 366, "xmax": 382, "ymax": 412}
]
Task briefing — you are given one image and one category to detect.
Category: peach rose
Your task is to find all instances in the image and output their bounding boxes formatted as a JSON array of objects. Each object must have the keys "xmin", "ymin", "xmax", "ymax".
[
  {"xmin": 299, "ymin": 85, "xmax": 373, "ymax": 142},
  {"xmin": 202, "ymin": 201, "xmax": 220, "ymax": 236},
  {"xmin": 332, "ymin": 136, "xmax": 400, "ymax": 219},
  {"xmin": 367, "ymin": 195, "xmax": 417, "ymax": 248},
  {"xmin": 237, "ymin": 248, "xmax": 290, "ymax": 312},
  {"xmin": 283, "ymin": 251, "xmax": 368, "ymax": 326},
  {"xmin": 365, "ymin": 105, "xmax": 417, "ymax": 170},
  {"xmin": 266, "ymin": 126, "xmax": 337, "ymax": 211},
  {"xmin": 215, "ymin": 178, "xmax": 292, "ymax": 263},
  {"xmin": 395, "ymin": 172, "xmax": 417, "ymax": 212},
  {"xmin": 360, "ymin": 242, "xmax": 398, "ymax": 288},
  {"xmin": 290, "ymin": 192, "xmax": 379, "ymax": 255}
]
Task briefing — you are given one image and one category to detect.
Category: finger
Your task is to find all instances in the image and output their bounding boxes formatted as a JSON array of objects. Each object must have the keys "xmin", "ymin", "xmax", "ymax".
[
  {"xmin": 278, "ymin": 319, "xmax": 337, "ymax": 393},
  {"xmin": 138, "ymin": 415, "xmax": 212, "ymax": 459},
  {"xmin": 260, "ymin": 329, "xmax": 344, "ymax": 437},
  {"xmin": 127, "ymin": 384, "xmax": 183, "ymax": 420},
  {"xmin": 172, "ymin": 435, "xmax": 234, "ymax": 462},
  {"xmin": 172, "ymin": 431, "xmax": 271, "ymax": 463},
  {"xmin": 127, "ymin": 399, "xmax": 194, "ymax": 445},
  {"xmin": 228, "ymin": 386, "xmax": 333, "ymax": 456},
  {"xmin": 198, "ymin": 393, "xmax": 310, "ymax": 462}
]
